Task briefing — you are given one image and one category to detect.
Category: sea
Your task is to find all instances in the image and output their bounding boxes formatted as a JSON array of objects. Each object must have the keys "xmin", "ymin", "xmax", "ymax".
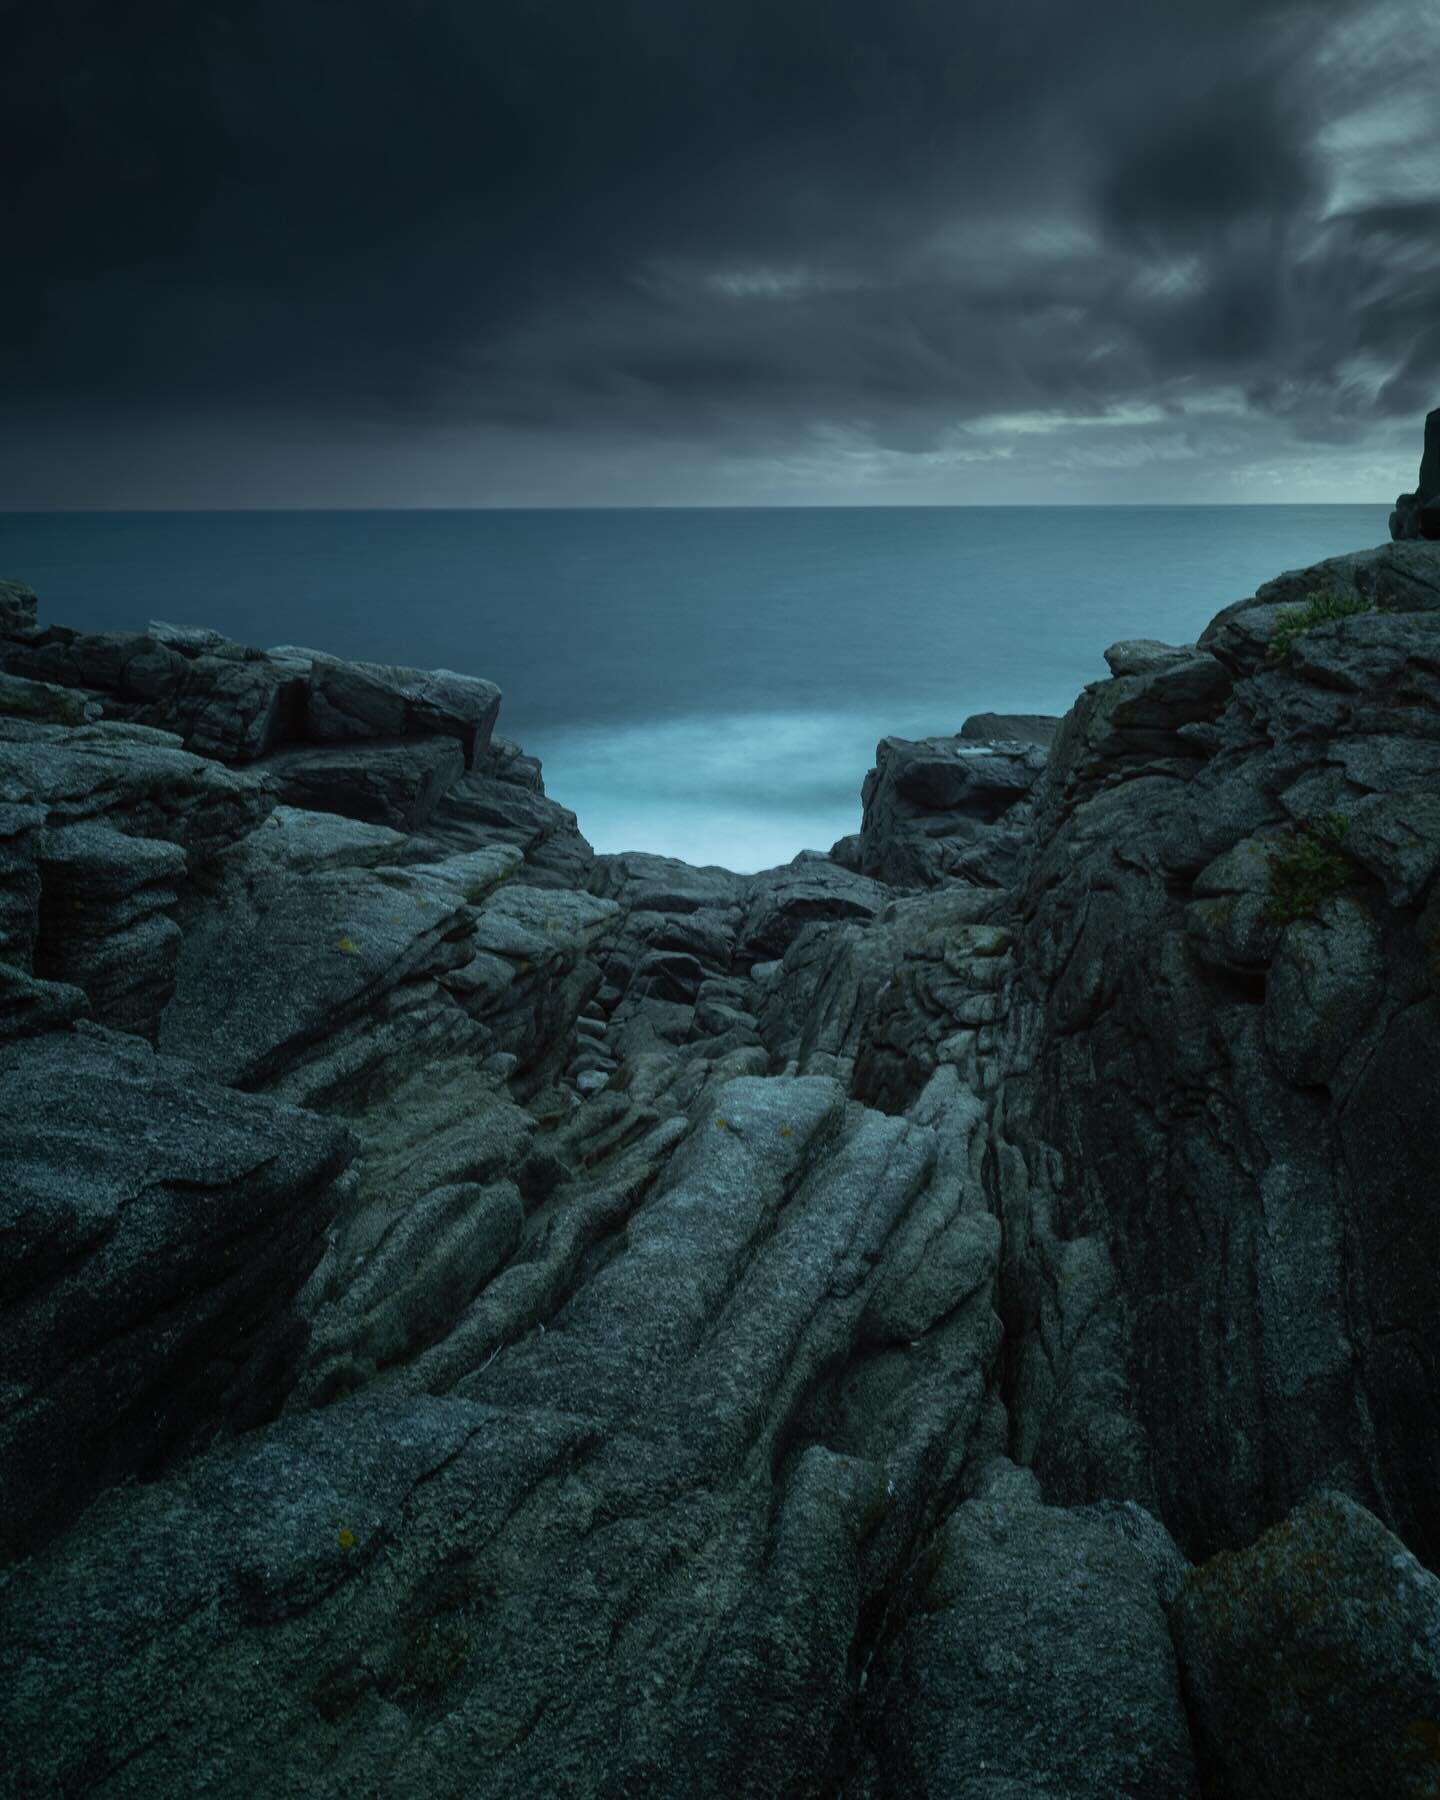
[{"xmin": 0, "ymin": 506, "xmax": 1390, "ymax": 872}]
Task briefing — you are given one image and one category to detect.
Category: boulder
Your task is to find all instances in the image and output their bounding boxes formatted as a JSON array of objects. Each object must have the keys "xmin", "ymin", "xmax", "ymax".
[
  {"xmin": 0, "ymin": 627, "xmax": 308, "ymax": 761},
  {"xmin": 0, "ymin": 718, "xmax": 272, "ymax": 1038},
  {"xmin": 0, "ymin": 716, "xmax": 272, "ymax": 858},
  {"xmin": 737, "ymin": 855, "xmax": 891, "ymax": 962},
  {"xmin": 858, "ymin": 735, "xmax": 1047, "ymax": 888},
  {"xmin": 1173, "ymin": 1491, "xmax": 1440, "ymax": 1799},
  {"xmin": 300, "ymin": 652, "xmax": 501, "ymax": 767},
  {"xmin": 864, "ymin": 1462, "xmax": 1198, "ymax": 1798}
]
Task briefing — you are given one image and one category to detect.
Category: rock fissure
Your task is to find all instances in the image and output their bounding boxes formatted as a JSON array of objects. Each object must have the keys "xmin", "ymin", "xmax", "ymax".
[{"xmin": 4, "ymin": 509, "xmax": 1440, "ymax": 1797}]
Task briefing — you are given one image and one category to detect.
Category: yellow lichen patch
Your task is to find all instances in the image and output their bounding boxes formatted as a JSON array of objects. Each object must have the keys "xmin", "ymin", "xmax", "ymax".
[
  {"xmin": 336, "ymin": 1527, "xmax": 356, "ymax": 1550},
  {"xmin": 780, "ymin": 1127, "xmax": 793, "ymax": 1138},
  {"xmin": 1405, "ymin": 1718, "xmax": 1440, "ymax": 1768},
  {"xmin": 715, "ymin": 1117, "xmax": 727, "ymax": 1129},
  {"xmin": 336, "ymin": 937, "xmax": 358, "ymax": 954}
]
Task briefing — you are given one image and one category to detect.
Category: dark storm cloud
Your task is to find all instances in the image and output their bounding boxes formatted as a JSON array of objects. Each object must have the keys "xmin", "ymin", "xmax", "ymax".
[{"xmin": 2, "ymin": 0, "xmax": 1436, "ymax": 490}]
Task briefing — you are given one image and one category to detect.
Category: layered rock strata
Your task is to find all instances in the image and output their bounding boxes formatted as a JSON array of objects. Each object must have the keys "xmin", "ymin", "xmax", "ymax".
[{"xmin": 3, "ymin": 526, "xmax": 1440, "ymax": 1799}]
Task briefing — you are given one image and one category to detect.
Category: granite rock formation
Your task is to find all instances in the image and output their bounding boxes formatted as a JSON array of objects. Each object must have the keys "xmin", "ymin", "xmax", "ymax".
[
  {"xmin": 3, "ymin": 512, "xmax": 1440, "ymax": 1797},
  {"xmin": 1390, "ymin": 404, "xmax": 1440, "ymax": 540}
]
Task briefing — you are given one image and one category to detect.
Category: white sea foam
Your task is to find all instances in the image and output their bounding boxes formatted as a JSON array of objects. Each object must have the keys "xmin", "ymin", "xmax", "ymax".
[{"xmin": 533, "ymin": 708, "xmax": 918, "ymax": 872}]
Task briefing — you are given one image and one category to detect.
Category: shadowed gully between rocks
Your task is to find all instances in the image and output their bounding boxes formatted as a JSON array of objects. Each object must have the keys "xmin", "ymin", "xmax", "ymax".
[{"xmin": 2, "ymin": 425, "xmax": 1440, "ymax": 1798}]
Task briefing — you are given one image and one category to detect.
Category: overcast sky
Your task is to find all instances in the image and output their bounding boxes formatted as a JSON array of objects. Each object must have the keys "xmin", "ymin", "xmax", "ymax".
[{"xmin": 3, "ymin": 0, "xmax": 1438, "ymax": 507}]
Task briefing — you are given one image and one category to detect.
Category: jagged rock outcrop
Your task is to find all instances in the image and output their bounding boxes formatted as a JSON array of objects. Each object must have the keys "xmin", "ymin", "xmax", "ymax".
[
  {"xmin": 854, "ymin": 728, "xmax": 1049, "ymax": 889},
  {"xmin": 401, "ymin": 732, "xmax": 596, "ymax": 888},
  {"xmin": 994, "ymin": 536, "xmax": 1440, "ymax": 1579},
  {"xmin": 3, "ymin": 513, "xmax": 1439, "ymax": 1798},
  {"xmin": 1390, "ymin": 403, "xmax": 1440, "ymax": 540}
]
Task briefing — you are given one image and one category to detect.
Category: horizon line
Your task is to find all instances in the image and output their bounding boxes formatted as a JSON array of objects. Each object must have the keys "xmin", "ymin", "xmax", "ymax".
[{"xmin": 0, "ymin": 500, "xmax": 1393, "ymax": 516}]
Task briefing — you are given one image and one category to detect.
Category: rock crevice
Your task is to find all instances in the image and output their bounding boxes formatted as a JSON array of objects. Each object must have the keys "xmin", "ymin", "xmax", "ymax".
[{"xmin": 4, "ymin": 517, "xmax": 1440, "ymax": 1798}]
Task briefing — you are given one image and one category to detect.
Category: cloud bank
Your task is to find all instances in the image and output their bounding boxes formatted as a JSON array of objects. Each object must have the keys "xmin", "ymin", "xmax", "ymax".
[{"xmin": 3, "ymin": 0, "xmax": 1437, "ymax": 503}]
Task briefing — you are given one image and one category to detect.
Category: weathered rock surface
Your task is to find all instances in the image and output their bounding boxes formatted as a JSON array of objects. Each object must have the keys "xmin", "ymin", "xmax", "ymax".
[
  {"xmin": 858, "ymin": 732, "xmax": 1048, "ymax": 888},
  {"xmin": 1173, "ymin": 1489, "xmax": 1440, "ymax": 1798},
  {"xmin": 958, "ymin": 709, "xmax": 1061, "ymax": 747},
  {"xmin": 3, "ymin": 508, "xmax": 1440, "ymax": 1798},
  {"xmin": 299, "ymin": 649, "xmax": 500, "ymax": 764},
  {"xmin": 0, "ymin": 1024, "xmax": 353, "ymax": 1564},
  {"xmin": 858, "ymin": 1460, "xmax": 1199, "ymax": 1798},
  {"xmin": 1390, "ymin": 403, "xmax": 1440, "ymax": 540},
  {"xmin": 0, "ymin": 625, "xmax": 308, "ymax": 761},
  {"xmin": 400, "ymin": 735, "xmax": 596, "ymax": 889},
  {"xmin": 997, "ymin": 540, "xmax": 1440, "ymax": 1577},
  {"xmin": 0, "ymin": 577, "xmax": 38, "ymax": 635},
  {"xmin": 258, "ymin": 733, "xmax": 467, "ymax": 831}
]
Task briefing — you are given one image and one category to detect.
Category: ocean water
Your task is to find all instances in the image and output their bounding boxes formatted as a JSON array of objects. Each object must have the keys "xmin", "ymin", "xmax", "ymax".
[{"xmin": 0, "ymin": 506, "xmax": 1390, "ymax": 871}]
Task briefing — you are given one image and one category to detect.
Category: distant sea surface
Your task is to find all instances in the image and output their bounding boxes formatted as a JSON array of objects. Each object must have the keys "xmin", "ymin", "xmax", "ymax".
[{"xmin": 0, "ymin": 506, "xmax": 1390, "ymax": 871}]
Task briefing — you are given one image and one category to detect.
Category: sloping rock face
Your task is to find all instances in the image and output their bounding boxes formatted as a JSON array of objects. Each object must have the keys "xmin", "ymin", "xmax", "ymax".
[
  {"xmin": 3, "ymin": 526, "xmax": 1439, "ymax": 1798},
  {"xmin": 993, "ymin": 541, "xmax": 1440, "ymax": 1583},
  {"xmin": 0, "ymin": 1027, "xmax": 353, "ymax": 1564}
]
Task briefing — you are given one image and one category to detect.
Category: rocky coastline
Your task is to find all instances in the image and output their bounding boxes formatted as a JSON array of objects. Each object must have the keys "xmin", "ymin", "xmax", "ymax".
[{"xmin": 3, "ymin": 441, "xmax": 1440, "ymax": 1796}]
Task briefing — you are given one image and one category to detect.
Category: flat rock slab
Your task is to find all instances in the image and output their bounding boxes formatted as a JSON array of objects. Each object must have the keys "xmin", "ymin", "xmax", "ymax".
[
  {"xmin": 257, "ymin": 736, "xmax": 466, "ymax": 832},
  {"xmin": 242, "ymin": 804, "xmax": 407, "ymax": 875},
  {"xmin": 301, "ymin": 652, "xmax": 501, "ymax": 765},
  {"xmin": 0, "ymin": 1024, "xmax": 353, "ymax": 1561},
  {"xmin": 0, "ymin": 717, "xmax": 272, "ymax": 857},
  {"xmin": 959, "ymin": 710, "xmax": 1061, "ymax": 746},
  {"xmin": 1, "ymin": 627, "xmax": 308, "ymax": 761},
  {"xmin": 0, "ymin": 669, "xmax": 101, "ymax": 726}
]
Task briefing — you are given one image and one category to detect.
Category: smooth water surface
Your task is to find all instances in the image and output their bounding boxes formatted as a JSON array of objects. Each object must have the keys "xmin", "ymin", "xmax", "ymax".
[{"xmin": 0, "ymin": 506, "xmax": 1390, "ymax": 869}]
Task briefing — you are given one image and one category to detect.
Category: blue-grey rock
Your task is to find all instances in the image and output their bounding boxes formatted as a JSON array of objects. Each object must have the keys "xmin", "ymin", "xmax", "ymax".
[
  {"xmin": 0, "ymin": 1024, "xmax": 352, "ymax": 1562},
  {"xmin": 257, "ymin": 734, "xmax": 466, "ymax": 832},
  {"xmin": 0, "ymin": 577, "xmax": 38, "ymax": 636},
  {"xmin": 1389, "ymin": 404, "xmax": 1440, "ymax": 540},
  {"xmin": 1173, "ymin": 1491, "xmax": 1440, "ymax": 1799}
]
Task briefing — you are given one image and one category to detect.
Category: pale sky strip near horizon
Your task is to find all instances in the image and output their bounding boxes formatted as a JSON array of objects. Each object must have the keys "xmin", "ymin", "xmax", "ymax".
[{"xmin": 3, "ymin": 0, "xmax": 1438, "ymax": 508}]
